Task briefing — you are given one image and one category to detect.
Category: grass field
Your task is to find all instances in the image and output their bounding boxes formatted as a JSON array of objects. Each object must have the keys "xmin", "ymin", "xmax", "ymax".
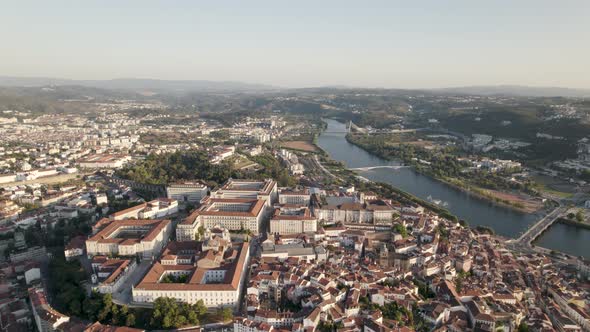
[
  {"xmin": 280, "ymin": 140, "xmax": 319, "ymax": 152},
  {"xmin": 532, "ymin": 174, "xmax": 576, "ymax": 198}
]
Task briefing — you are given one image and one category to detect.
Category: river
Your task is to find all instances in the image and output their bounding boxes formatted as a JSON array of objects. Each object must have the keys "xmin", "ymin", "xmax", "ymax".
[{"xmin": 317, "ymin": 119, "xmax": 590, "ymax": 257}]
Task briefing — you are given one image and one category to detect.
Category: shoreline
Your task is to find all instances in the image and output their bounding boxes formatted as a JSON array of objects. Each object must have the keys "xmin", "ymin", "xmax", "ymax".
[
  {"xmin": 313, "ymin": 122, "xmax": 590, "ymax": 258},
  {"xmin": 312, "ymin": 137, "xmax": 464, "ymax": 225},
  {"xmin": 557, "ymin": 218, "xmax": 590, "ymax": 230},
  {"xmin": 343, "ymin": 134, "xmax": 540, "ymax": 214}
]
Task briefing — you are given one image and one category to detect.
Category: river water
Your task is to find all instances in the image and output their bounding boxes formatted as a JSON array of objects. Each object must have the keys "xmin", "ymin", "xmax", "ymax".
[{"xmin": 317, "ymin": 119, "xmax": 590, "ymax": 257}]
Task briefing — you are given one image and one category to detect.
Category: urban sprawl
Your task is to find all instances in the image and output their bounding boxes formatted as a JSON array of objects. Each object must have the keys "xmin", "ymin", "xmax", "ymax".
[{"xmin": 0, "ymin": 104, "xmax": 589, "ymax": 332}]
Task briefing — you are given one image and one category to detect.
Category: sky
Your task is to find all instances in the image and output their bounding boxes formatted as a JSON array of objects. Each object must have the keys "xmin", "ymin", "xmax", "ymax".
[{"xmin": 1, "ymin": 0, "xmax": 589, "ymax": 89}]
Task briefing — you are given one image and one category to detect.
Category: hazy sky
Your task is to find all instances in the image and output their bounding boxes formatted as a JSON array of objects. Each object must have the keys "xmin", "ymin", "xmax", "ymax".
[{"xmin": 1, "ymin": 0, "xmax": 589, "ymax": 89}]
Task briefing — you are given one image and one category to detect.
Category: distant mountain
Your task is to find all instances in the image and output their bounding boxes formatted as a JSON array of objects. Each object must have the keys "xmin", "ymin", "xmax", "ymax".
[
  {"xmin": 433, "ymin": 85, "xmax": 590, "ymax": 98},
  {"xmin": 0, "ymin": 76, "xmax": 276, "ymax": 93}
]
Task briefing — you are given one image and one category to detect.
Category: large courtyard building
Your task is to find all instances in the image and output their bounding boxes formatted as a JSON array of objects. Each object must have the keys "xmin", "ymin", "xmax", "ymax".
[
  {"xmin": 85, "ymin": 219, "xmax": 172, "ymax": 260},
  {"xmin": 269, "ymin": 206, "xmax": 317, "ymax": 235},
  {"xmin": 212, "ymin": 179, "xmax": 278, "ymax": 206},
  {"xmin": 176, "ymin": 198, "xmax": 266, "ymax": 241},
  {"xmin": 166, "ymin": 182, "xmax": 209, "ymax": 203},
  {"xmin": 132, "ymin": 241, "xmax": 250, "ymax": 308}
]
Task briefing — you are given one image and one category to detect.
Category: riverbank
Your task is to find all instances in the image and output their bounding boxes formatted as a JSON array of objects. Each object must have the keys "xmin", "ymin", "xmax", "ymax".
[
  {"xmin": 429, "ymin": 174, "xmax": 543, "ymax": 213},
  {"xmin": 312, "ymin": 138, "xmax": 464, "ymax": 225},
  {"xmin": 557, "ymin": 217, "xmax": 590, "ymax": 230},
  {"xmin": 316, "ymin": 118, "xmax": 590, "ymax": 256},
  {"xmin": 344, "ymin": 133, "xmax": 542, "ymax": 214}
]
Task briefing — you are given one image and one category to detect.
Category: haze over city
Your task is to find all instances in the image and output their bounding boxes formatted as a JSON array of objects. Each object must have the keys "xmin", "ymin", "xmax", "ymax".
[{"xmin": 1, "ymin": 0, "xmax": 589, "ymax": 89}]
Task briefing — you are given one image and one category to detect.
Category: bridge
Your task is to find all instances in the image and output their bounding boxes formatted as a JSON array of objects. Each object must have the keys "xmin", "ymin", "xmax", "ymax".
[
  {"xmin": 511, "ymin": 206, "xmax": 566, "ymax": 246},
  {"xmin": 350, "ymin": 165, "xmax": 410, "ymax": 171}
]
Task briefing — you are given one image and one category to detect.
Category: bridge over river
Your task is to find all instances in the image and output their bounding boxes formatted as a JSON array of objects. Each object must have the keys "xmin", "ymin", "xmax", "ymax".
[{"xmin": 509, "ymin": 206, "xmax": 566, "ymax": 246}]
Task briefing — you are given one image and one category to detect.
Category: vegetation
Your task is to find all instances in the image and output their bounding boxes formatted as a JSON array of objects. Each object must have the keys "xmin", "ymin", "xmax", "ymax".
[
  {"xmin": 216, "ymin": 307, "xmax": 233, "ymax": 322},
  {"xmin": 414, "ymin": 280, "xmax": 435, "ymax": 299},
  {"xmin": 48, "ymin": 258, "xmax": 87, "ymax": 316},
  {"xmin": 160, "ymin": 273, "xmax": 189, "ymax": 283},
  {"xmin": 83, "ymin": 293, "xmax": 144, "ymax": 327},
  {"xmin": 381, "ymin": 302, "xmax": 413, "ymax": 325},
  {"xmin": 150, "ymin": 297, "xmax": 207, "ymax": 329},
  {"xmin": 392, "ymin": 223, "xmax": 409, "ymax": 238},
  {"xmin": 346, "ymin": 133, "xmax": 539, "ymax": 211},
  {"xmin": 24, "ymin": 214, "xmax": 93, "ymax": 248},
  {"xmin": 116, "ymin": 150, "xmax": 232, "ymax": 185},
  {"xmin": 116, "ymin": 150, "xmax": 297, "ymax": 187},
  {"xmin": 318, "ymin": 320, "xmax": 344, "ymax": 332},
  {"xmin": 249, "ymin": 153, "xmax": 297, "ymax": 186},
  {"xmin": 576, "ymin": 210, "xmax": 584, "ymax": 222},
  {"xmin": 518, "ymin": 322, "xmax": 530, "ymax": 332}
]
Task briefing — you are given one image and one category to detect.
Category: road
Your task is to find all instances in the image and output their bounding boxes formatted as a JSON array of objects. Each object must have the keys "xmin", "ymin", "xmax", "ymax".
[
  {"xmin": 313, "ymin": 155, "xmax": 340, "ymax": 180},
  {"xmin": 513, "ymin": 206, "xmax": 566, "ymax": 246},
  {"xmin": 112, "ymin": 260, "xmax": 153, "ymax": 306}
]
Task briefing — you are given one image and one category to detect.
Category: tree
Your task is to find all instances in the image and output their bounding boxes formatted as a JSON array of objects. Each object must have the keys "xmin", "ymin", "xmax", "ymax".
[
  {"xmin": 392, "ymin": 223, "xmax": 408, "ymax": 238},
  {"xmin": 217, "ymin": 307, "xmax": 233, "ymax": 322},
  {"xmin": 193, "ymin": 299, "xmax": 207, "ymax": 317},
  {"xmin": 576, "ymin": 210, "xmax": 584, "ymax": 222},
  {"xmin": 150, "ymin": 297, "xmax": 207, "ymax": 329},
  {"xmin": 125, "ymin": 313, "xmax": 136, "ymax": 327},
  {"xmin": 518, "ymin": 322, "xmax": 530, "ymax": 332},
  {"xmin": 48, "ymin": 258, "xmax": 87, "ymax": 317}
]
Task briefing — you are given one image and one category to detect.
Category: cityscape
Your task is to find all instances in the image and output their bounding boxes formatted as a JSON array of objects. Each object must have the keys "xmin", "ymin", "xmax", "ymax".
[{"xmin": 1, "ymin": 1, "xmax": 590, "ymax": 332}]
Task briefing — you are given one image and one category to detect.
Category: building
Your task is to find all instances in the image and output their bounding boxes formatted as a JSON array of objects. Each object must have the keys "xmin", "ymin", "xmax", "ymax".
[
  {"xmin": 9, "ymin": 246, "xmax": 48, "ymax": 263},
  {"xmin": 177, "ymin": 198, "xmax": 267, "ymax": 240},
  {"xmin": 64, "ymin": 235, "xmax": 86, "ymax": 261},
  {"xmin": 233, "ymin": 317, "xmax": 276, "ymax": 332},
  {"xmin": 29, "ymin": 287, "xmax": 70, "ymax": 332},
  {"xmin": 278, "ymin": 188, "xmax": 311, "ymax": 206},
  {"xmin": 78, "ymin": 154, "xmax": 131, "ymax": 169},
  {"xmin": 314, "ymin": 199, "xmax": 396, "ymax": 225},
  {"xmin": 209, "ymin": 145, "xmax": 235, "ymax": 164},
  {"xmin": 212, "ymin": 179, "xmax": 278, "ymax": 207},
  {"xmin": 85, "ymin": 219, "xmax": 172, "ymax": 260},
  {"xmin": 132, "ymin": 242, "xmax": 250, "ymax": 308},
  {"xmin": 139, "ymin": 198, "xmax": 178, "ymax": 219},
  {"xmin": 111, "ymin": 198, "xmax": 178, "ymax": 220},
  {"xmin": 83, "ymin": 322, "xmax": 145, "ymax": 332},
  {"xmin": 166, "ymin": 182, "xmax": 209, "ymax": 203},
  {"xmin": 270, "ymin": 206, "xmax": 317, "ymax": 235},
  {"xmin": 91, "ymin": 256, "xmax": 137, "ymax": 294}
]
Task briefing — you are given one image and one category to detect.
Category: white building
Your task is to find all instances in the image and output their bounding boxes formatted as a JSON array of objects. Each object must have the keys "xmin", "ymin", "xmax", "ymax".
[
  {"xmin": 111, "ymin": 198, "xmax": 178, "ymax": 220},
  {"xmin": 270, "ymin": 206, "xmax": 317, "ymax": 235},
  {"xmin": 132, "ymin": 242, "xmax": 249, "ymax": 308},
  {"xmin": 212, "ymin": 178, "xmax": 278, "ymax": 207},
  {"xmin": 278, "ymin": 188, "xmax": 311, "ymax": 205},
  {"xmin": 176, "ymin": 198, "xmax": 266, "ymax": 240},
  {"xmin": 85, "ymin": 219, "xmax": 172, "ymax": 260},
  {"xmin": 166, "ymin": 182, "xmax": 209, "ymax": 203},
  {"xmin": 91, "ymin": 257, "xmax": 137, "ymax": 294}
]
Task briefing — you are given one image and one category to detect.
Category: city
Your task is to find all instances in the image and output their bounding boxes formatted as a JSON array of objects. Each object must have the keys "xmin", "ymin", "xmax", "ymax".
[
  {"xmin": 1, "ymin": 1, "xmax": 590, "ymax": 332},
  {"xmin": 0, "ymin": 99, "xmax": 589, "ymax": 331}
]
